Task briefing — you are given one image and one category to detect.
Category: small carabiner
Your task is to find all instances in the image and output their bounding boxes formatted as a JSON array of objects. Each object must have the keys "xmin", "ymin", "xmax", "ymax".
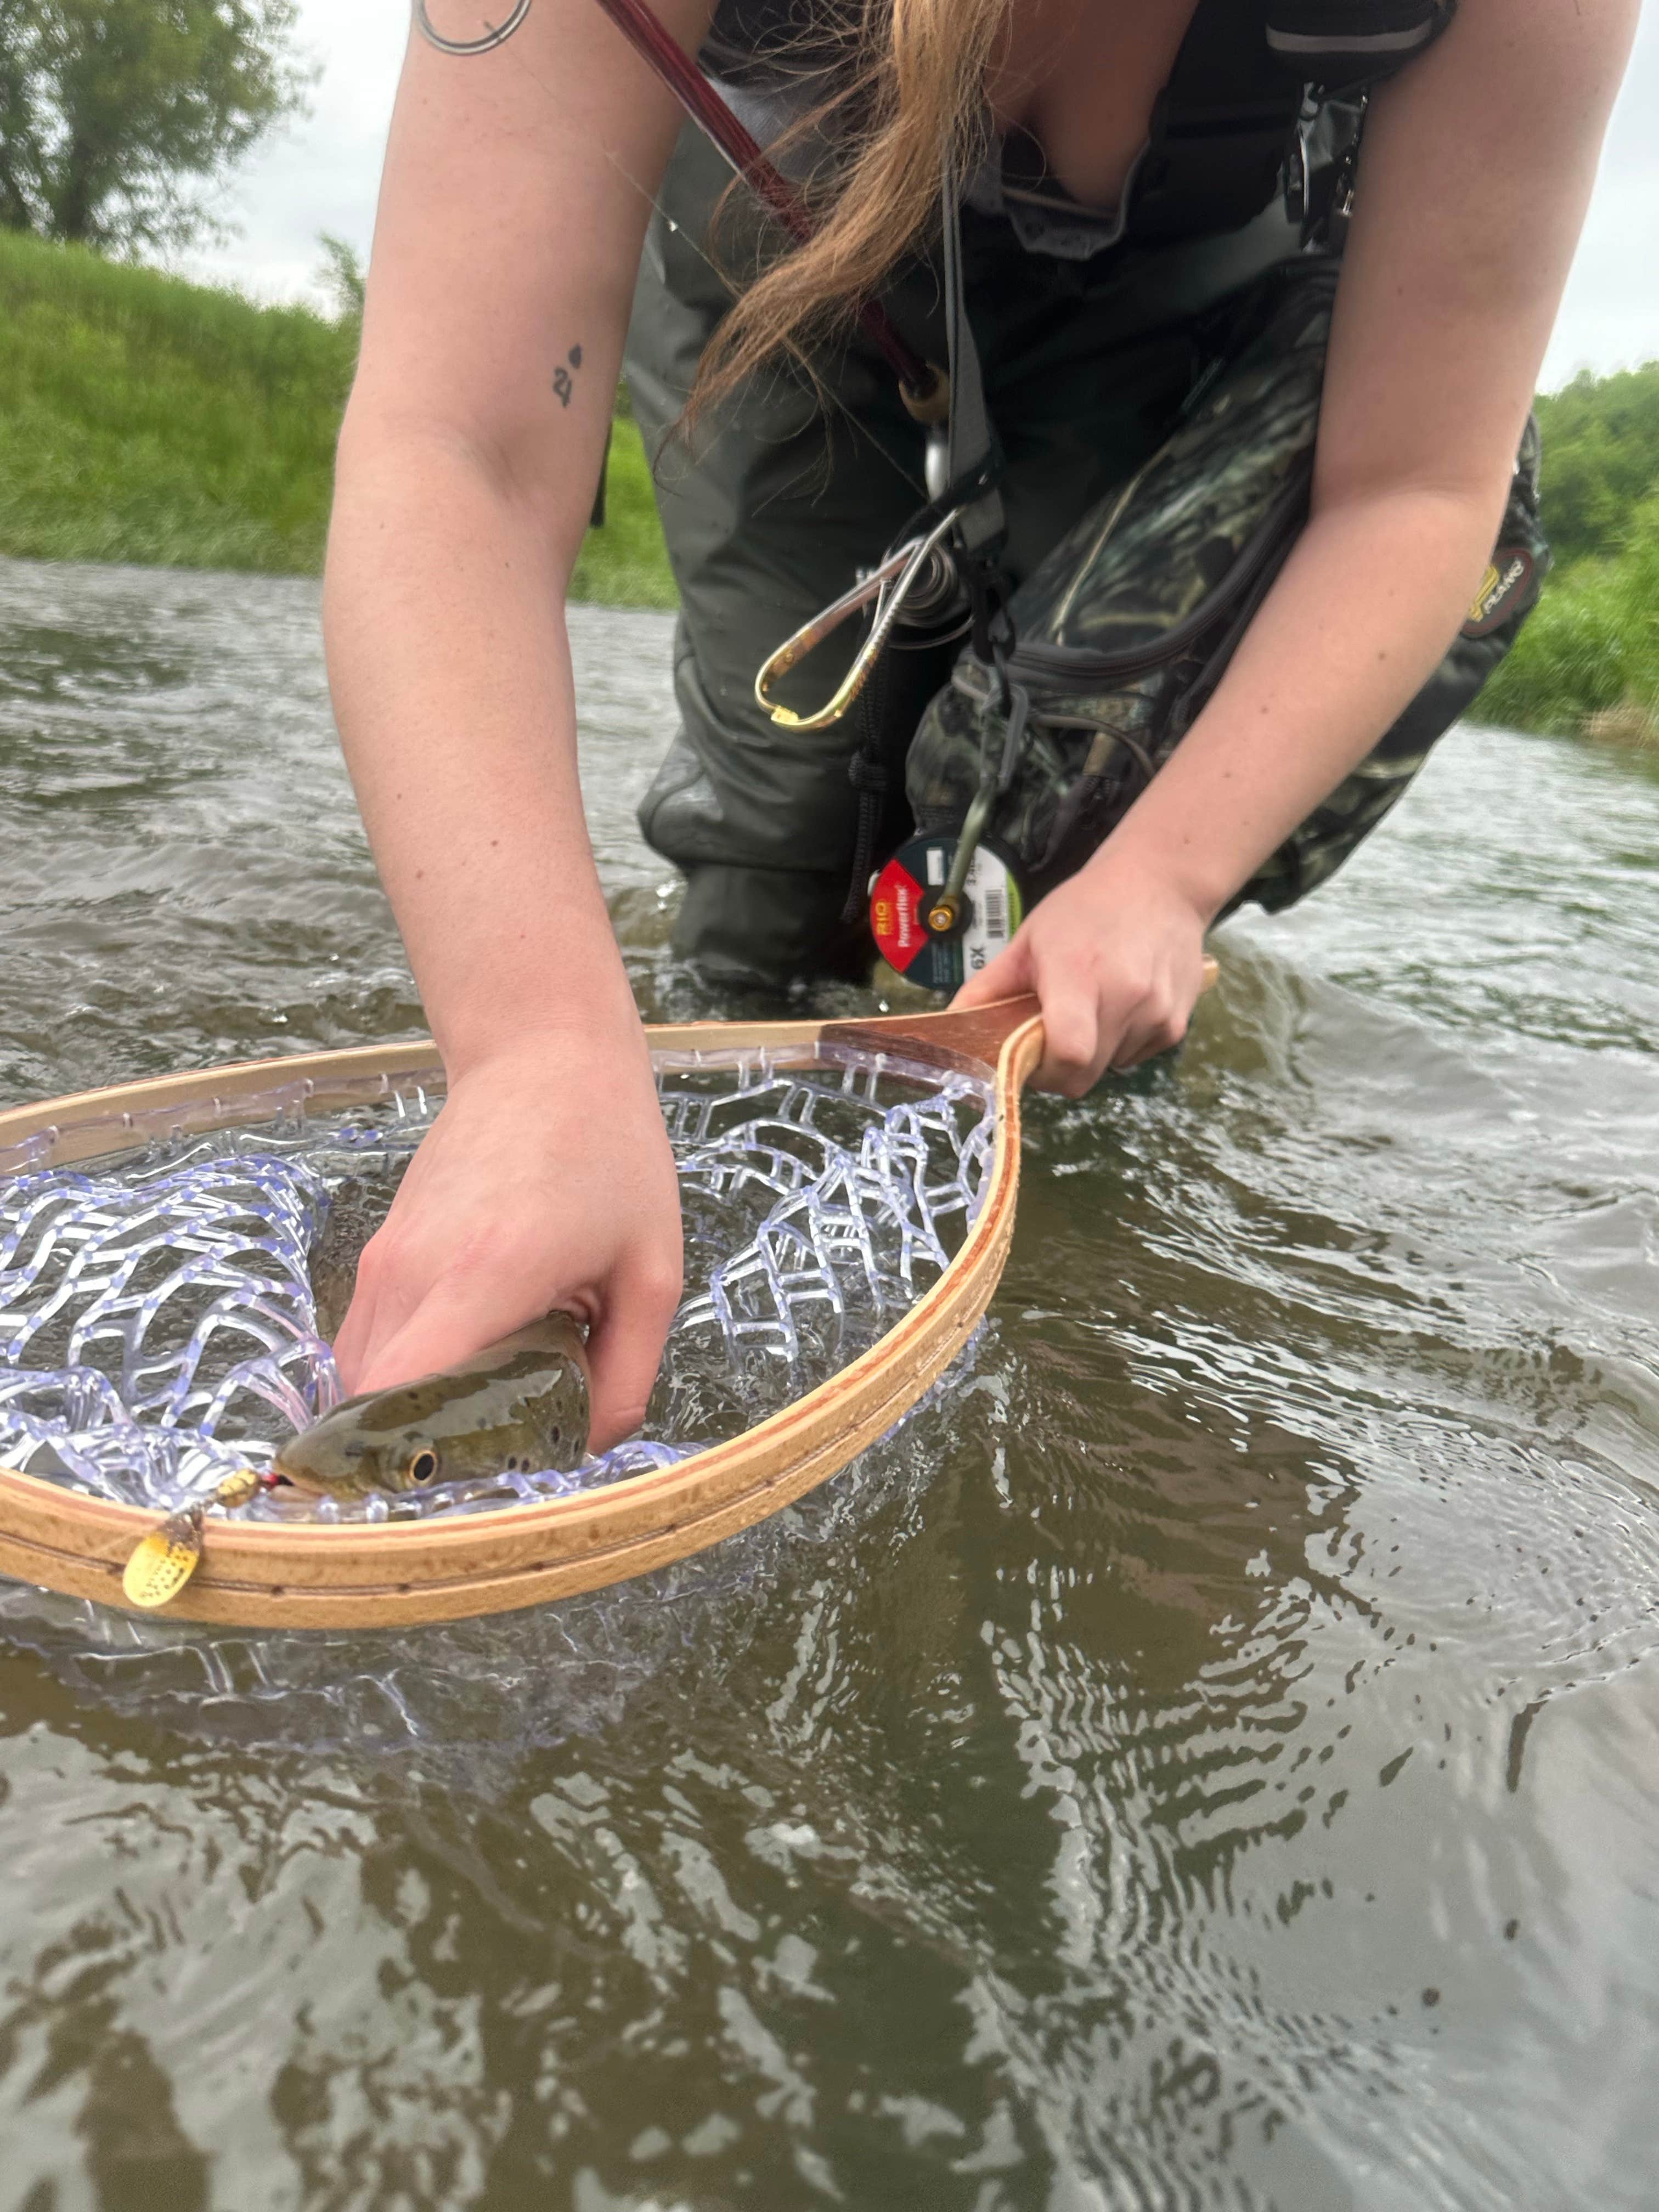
[{"xmin": 754, "ymin": 510, "xmax": 961, "ymax": 733}]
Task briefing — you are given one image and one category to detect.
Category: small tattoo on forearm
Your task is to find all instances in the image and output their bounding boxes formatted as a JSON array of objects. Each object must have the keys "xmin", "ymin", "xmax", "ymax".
[{"xmin": 552, "ymin": 343, "xmax": 583, "ymax": 407}]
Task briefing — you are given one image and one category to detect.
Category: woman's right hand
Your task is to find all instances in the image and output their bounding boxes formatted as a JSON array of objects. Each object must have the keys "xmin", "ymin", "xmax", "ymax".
[{"xmin": 331, "ymin": 1026, "xmax": 684, "ymax": 1454}]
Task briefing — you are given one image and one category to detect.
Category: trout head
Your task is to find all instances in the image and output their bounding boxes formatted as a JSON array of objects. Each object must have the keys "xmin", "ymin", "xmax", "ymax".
[
  {"xmin": 272, "ymin": 1317, "xmax": 591, "ymax": 1499},
  {"xmin": 273, "ymin": 1384, "xmax": 453, "ymax": 1498}
]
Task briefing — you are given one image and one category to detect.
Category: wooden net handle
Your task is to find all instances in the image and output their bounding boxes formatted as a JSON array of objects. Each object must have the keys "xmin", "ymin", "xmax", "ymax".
[{"xmin": 825, "ymin": 955, "xmax": 1220, "ymax": 1076}]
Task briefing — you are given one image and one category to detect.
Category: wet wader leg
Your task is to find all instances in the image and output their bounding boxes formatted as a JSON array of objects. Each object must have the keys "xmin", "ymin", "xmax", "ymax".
[{"xmin": 623, "ymin": 129, "xmax": 933, "ymax": 985}]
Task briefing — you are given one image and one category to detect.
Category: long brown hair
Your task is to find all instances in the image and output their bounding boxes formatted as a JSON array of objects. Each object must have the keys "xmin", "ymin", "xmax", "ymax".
[{"xmin": 690, "ymin": 0, "xmax": 1011, "ymax": 419}]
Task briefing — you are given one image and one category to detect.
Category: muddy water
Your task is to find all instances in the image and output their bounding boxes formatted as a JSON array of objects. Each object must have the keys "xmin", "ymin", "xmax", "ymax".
[{"xmin": 0, "ymin": 553, "xmax": 1655, "ymax": 2211}]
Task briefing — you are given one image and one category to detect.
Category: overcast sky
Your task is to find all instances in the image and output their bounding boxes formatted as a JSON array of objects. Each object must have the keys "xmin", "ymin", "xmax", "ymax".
[{"xmin": 187, "ymin": 0, "xmax": 1659, "ymax": 390}]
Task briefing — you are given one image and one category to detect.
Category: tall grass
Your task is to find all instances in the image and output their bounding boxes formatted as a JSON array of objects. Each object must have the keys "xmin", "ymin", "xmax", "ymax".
[
  {"xmin": 1469, "ymin": 495, "xmax": 1659, "ymax": 747},
  {"xmin": 0, "ymin": 228, "xmax": 350, "ymax": 572},
  {"xmin": 570, "ymin": 424, "xmax": 679, "ymax": 610},
  {"xmin": 0, "ymin": 228, "xmax": 675, "ymax": 605},
  {"xmin": 1464, "ymin": 360, "xmax": 1659, "ymax": 747}
]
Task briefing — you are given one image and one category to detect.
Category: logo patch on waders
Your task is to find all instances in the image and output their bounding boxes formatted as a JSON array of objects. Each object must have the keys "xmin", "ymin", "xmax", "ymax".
[{"xmin": 1462, "ymin": 548, "xmax": 1539, "ymax": 639}]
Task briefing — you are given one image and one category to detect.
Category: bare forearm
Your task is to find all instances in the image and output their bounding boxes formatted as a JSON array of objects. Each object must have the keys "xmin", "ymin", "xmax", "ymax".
[
  {"xmin": 1116, "ymin": 0, "xmax": 1642, "ymax": 924},
  {"xmin": 1099, "ymin": 484, "xmax": 1502, "ymax": 918},
  {"xmin": 323, "ymin": 430, "xmax": 639, "ymax": 1075}
]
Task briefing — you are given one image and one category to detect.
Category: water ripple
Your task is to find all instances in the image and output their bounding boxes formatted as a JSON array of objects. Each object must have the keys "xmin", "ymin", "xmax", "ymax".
[{"xmin": 0, "ymin": 555, "xmax": 1655, "ymax": 2207}]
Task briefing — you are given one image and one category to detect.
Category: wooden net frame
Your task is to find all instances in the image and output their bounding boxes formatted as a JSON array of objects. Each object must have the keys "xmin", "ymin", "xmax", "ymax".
[{"xmin": 0, "ymin": 997, "xmax": 1045, "ymax": 1628}]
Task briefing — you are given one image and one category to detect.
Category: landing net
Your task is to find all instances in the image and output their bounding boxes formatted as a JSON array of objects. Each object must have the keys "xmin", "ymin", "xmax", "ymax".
[{"xmin": 0, "ymin": 1047, "xmax": 995, "ymax": 1526}]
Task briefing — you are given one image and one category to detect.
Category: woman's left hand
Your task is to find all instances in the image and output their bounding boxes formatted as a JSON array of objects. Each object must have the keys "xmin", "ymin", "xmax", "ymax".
[{"xmin": 951, "ymin": 849, "xmax": 1210, "ymax": 1096}]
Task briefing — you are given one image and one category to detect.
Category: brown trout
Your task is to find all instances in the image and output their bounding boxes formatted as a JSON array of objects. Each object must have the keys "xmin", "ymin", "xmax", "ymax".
[{"xmin": 274, "ymin": 1314, "xmax": 590, "ymax": 1498}]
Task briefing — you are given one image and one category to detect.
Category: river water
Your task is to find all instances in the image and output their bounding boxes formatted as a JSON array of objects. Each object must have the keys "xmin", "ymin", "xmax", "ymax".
[{"xmin": 0, "ymin": 552, "xmax": 1655, "ymax": 2211}]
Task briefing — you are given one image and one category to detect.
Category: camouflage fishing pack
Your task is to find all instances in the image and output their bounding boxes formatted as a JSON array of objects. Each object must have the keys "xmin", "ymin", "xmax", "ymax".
[{"xmin": 902, "ymin": 259, "xmax": 1549, "ymax": 921}]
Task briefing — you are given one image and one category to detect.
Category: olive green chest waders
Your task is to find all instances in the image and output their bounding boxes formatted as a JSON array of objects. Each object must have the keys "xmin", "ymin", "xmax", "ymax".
[{"xmin": 623, "ymin": 2, "xmax": 1548, "ymax": 988}]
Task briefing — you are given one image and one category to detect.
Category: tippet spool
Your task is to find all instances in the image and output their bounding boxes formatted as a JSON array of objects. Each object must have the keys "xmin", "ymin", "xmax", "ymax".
[{"xmin": 870, "ymin": 834, "xmax": 1025, "ymax": 994}]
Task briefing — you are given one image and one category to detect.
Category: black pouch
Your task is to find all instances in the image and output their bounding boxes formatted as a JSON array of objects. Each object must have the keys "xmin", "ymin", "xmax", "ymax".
[{"xmin": 904, "ymin": 259, "xmax": 1550, "ymax": 915}]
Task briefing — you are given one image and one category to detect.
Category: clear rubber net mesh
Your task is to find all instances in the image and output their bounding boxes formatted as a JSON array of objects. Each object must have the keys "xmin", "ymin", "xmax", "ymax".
[{"xmin": 0, "ymin": 1047, "xmax": 995, "ymax": 1525}]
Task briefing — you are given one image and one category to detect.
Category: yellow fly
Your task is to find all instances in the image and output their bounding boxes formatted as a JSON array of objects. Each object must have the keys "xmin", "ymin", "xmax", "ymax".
[
  {"xmin": 120, "ymin": 1467, "xmax": 264, "ymax": 1610},
  {"xmin": 122, "ymin": 1505, "xmax": 206, "ymax": 1610}
]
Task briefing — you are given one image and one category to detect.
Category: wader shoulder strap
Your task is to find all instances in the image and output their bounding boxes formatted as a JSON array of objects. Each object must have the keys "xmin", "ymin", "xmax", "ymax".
[
  {"xmin": 1127, "ymin": 0, "xmax": 1457, "ymax": 245},
  {"xmin": 939, "ymin": 144, "xmax": 1005, "ymax": 556},
  {"xmin": 1128, "ymin": 0, "xmax": 1306, "ymax": 244},
  {"xmin": 1266, "ymin": 0, "xmax": 1457, "ymax": 75}
]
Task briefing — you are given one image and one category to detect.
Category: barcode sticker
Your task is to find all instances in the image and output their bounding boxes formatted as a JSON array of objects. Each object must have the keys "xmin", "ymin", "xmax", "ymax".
[{"xmin": 960, "ymin": 845, "xmax": 1022, "ymax": 979}]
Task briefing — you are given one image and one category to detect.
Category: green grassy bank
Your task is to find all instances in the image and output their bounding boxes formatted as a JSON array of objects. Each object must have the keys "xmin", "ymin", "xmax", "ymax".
[
  {"xmin": 2, "ymin": 229, "xmax": 1656, "ymax": 737},
  {"xmin": 1467, "ymin": 362, "xmax": 1659, "ymax": 748},
  {"xmin": 0, "ymin": 227, "xmax": 675, "ymax": 607}
]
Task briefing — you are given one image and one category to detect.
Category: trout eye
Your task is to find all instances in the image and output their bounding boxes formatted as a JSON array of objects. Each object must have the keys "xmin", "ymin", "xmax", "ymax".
[{"xmin": 409, "ymin": 1448, "xmax": 439, "ymax": 1485}]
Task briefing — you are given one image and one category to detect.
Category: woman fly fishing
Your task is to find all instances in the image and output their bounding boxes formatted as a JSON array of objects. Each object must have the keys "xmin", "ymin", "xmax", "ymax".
[{"xmin": 322, "ymin": 0, "xmax": 1637, "ymax": 1448}]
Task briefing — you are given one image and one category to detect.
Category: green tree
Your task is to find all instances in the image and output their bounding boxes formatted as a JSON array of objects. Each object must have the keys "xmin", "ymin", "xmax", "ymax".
[
  {"xmin": 0, "ymin": 0, "xmax": 314, "ymax": 255},
  {"xmin": 1534, "ymin": 360, "xmax": 1659, "ymax": 565}
]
